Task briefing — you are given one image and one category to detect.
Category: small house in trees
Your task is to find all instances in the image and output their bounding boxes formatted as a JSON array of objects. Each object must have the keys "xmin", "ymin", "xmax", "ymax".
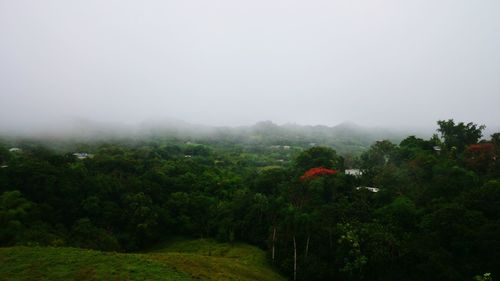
[
  {"xmin": 73, "ymin": 152, "xmax": 92, "ymax": 160},
  {"xmin": 356, "ymin": 186, "xmax": 380, "ymax": 193},
  {"xmin": 345, "ymin": 169, "xmax": 363, "ymax": 177}
]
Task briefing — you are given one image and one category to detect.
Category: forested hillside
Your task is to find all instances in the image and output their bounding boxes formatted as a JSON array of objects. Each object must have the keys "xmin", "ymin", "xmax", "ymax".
[
  {"xmin": 0, "ymin": 119, "xmax": 499, "ymax": 281},
  {"xmin": 1, "ymin": 119, "xmax": 422, "ymax": 155}
]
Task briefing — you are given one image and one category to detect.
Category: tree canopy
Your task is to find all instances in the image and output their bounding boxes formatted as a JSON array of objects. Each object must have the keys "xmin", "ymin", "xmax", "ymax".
[{"xmin": 0, "ymin": 120, "xmax": 498, "ymax": 281}]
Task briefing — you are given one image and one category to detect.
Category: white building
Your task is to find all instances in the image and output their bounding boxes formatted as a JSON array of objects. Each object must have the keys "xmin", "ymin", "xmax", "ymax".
[
  {"xmin": 345, "ymin": 169, "xmax": 363, "ymax": 177},
  {"xmin": 73, "ymin": 152, "xmax": 92, "ymax": 160},
  {"xmin": 355, "ymin": 186, "xmax": 380, "ymax": 193}
]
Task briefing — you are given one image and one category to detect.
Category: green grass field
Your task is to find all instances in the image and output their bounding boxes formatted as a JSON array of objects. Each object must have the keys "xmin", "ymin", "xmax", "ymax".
[{"xmin": 0, "ymin": 239, "xmax": 287, "ymax": 281}]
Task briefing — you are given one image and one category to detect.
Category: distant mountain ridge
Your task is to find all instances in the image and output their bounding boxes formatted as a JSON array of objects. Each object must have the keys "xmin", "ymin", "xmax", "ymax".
[{"xmin": 1, "ymin": 118, "xmax": 436, "ymax": 154}]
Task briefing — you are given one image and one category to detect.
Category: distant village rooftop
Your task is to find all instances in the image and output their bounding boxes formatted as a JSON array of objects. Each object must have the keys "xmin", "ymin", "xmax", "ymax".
[
  {"xmin": 345, "ymin": 169, "xmax": 363, "ymax": 177},
  {"xmin": 356, "ymin": 186, "xmax": 380, "ymax": 193},
  {"xmin": 73, "ymin": 152, "xmax": 93, "ymax": 160}
]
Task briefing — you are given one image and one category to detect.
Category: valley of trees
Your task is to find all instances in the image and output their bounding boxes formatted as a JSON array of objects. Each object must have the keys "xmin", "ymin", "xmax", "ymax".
[{"xmin": 1, "ymin": 119, "xmax": 499, "ymax": 281}]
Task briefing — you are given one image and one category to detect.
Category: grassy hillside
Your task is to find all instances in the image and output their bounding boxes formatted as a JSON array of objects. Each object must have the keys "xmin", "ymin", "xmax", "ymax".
[
  {"xmin": 0, "ymin": 246, "xmax": 195, "ymax": 281},
  {"xmin": 0, "ymin": 239, "xmax": 287, "ymax": 281},
  {"xmin": 145, "ymin": 238, "xmax": 287, "ymax": 281}
]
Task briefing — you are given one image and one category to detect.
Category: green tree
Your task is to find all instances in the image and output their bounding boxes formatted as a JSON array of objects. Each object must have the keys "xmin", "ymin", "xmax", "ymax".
[
  {"xmin": 491, "ymin": 133, "xmax": 500, "ymax": 146},
  {"xmin": 123, "ymin": 192, "xmax": 159, "ymax": 247},
  {"xmin": 473, "ymin": 273, "xmax": 492, "ymax": 281},
  {"xmin": 295, "ymin": 147, "xmax": 342, "ymax": 172},
  {"xmin": 0, "ymin": 190, "xmax": 32, "ymax": 245},
  {"xmin": 361, "ymin": 140, "xmax": 398, "ymax": 169},
  {"xmin": 437, "ymin": 119, "xmax": 485, "ymax": 152},
  {"xmin": 71, "ymin": 218, "xmax": 120, "ymax": 251}
]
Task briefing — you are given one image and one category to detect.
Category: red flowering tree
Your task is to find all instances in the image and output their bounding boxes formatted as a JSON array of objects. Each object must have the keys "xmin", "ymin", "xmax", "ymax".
[
  {"xmin": 300, "ymin": 167, "xmax": 337, "ymax": 181},
  {"xmin": 465, "ymin": 143, "xmax": 496, "ymax": 173},
  {"xmin": 289, "ymin": 166, "xmax": 337, "ymax": 279},
  {"xmin": 467, "ymin": 143, "xmax": 494, "ymax": 153}
]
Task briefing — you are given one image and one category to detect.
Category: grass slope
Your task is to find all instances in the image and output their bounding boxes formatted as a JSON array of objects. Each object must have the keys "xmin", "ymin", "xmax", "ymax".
[
  {"xmin": 145, "ymin": 238, "xmax": 287, "ymax": 281},
  {"xmin": 0, "ymin": 239, "xmax": 287, "ymax": 281},
  {"xmin": 0, "ymin": 246, "xmax": 194, "ymax": 281}
]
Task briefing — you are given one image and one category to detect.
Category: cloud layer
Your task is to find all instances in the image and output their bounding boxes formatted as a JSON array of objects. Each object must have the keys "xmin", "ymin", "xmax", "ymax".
[{"xmin": 1, "ymin": 0, "xmax": 499, "ymax": 131}]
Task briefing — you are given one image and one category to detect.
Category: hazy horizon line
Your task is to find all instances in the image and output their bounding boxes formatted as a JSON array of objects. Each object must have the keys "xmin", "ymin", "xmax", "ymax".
[{"xmin": 1, "ymin": 115, "xmax": 498, "ymax": 140}]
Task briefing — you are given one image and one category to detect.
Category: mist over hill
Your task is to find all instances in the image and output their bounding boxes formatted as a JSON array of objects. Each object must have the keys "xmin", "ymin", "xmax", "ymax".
[
  {"xmin": 0, "ymin": 118, "xmax": 437, "ymax": 154},
  {"xmin": 5, "ymin": 117, "xmax": 497, "ymax": 155}
]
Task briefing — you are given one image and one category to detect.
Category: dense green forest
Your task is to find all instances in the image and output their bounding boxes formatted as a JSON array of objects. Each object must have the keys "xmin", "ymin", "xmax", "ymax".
[{"xmin": 1, "ymin": 119, "xmax": 499, "ymax": 281}]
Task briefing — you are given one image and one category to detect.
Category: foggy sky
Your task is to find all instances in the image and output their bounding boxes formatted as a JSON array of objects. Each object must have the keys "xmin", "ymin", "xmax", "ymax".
[{"xmin": 1, "ymin": 0, "xmax": 499, "ymax": 132}]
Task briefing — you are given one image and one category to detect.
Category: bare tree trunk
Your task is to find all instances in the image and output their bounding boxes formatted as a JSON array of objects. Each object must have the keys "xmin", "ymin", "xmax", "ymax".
[
  {"xmin": 305, "ymin": 235, "xmax": 310, "ymax": 259},
  {"xmin": 293, "ymin": 235, "xmax": 297, "ymax": 281},
  {"xmin": 272, "ymin": 226, "xmax": 277, "ymax": 263},
  {"xmin": 329, "ymin": 229, "xmax": 333, "ymax": 249}
]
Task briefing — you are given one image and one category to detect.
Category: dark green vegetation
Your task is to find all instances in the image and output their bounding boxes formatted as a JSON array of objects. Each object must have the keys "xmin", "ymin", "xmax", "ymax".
[
  {"xmin": 0, "ymin": 239, "xmax": 286, "ymax": 281},
  {"xmin": 1, "ymin": 119, "xmax": 499, "ymax": 281}
]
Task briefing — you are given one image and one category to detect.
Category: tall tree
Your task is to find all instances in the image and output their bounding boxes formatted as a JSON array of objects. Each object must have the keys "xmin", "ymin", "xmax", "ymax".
[
  {"xmin": 437, "ymin": 119, "xmax": 485, "ymax": 152},
  {"xmin": 295, "ymin": 147, "xmax": 343, "ymax": 172}
]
